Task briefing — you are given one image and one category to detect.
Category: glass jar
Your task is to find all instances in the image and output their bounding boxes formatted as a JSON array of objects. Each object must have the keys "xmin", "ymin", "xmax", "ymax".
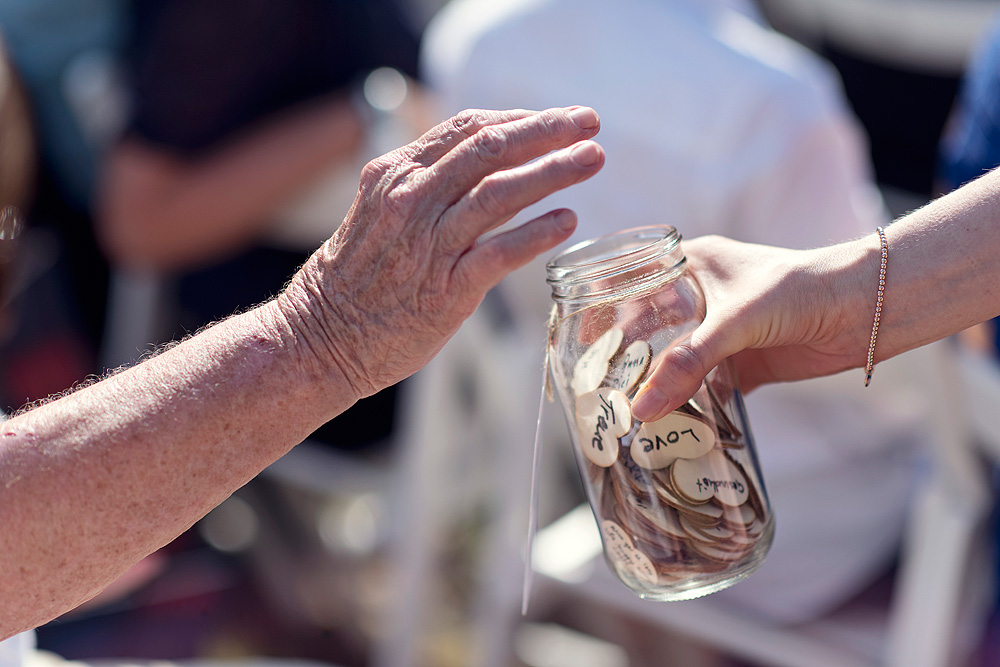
[{"xmin": 545, "ymin": 226, "xmax": 774, "ymax": 601}]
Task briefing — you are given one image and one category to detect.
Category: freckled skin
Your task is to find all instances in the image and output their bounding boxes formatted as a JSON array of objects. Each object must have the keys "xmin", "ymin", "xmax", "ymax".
[{"xmin": 0, "ymin": 107, "xmax": 605, "ymax": 638}]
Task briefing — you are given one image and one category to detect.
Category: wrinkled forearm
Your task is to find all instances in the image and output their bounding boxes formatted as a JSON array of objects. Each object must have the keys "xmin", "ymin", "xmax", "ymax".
[{"xmin": 0, "ymin": 299, "xmax": 357, "ymax": 638}]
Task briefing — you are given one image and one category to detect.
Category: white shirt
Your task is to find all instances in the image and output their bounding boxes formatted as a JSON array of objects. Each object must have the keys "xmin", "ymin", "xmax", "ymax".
[
  {"xmin": 0, "ymin": 630, "xmax": 32, "ymax": 667},
  {"xmin": 422, "ymin": 0, "xmax": 934, "ymax": 623}
]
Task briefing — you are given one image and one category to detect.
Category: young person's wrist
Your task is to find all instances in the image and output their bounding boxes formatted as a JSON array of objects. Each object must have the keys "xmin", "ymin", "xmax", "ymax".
[{"xmin": 807, "ymin": 231, "xmax": 886, "ymax": 371}]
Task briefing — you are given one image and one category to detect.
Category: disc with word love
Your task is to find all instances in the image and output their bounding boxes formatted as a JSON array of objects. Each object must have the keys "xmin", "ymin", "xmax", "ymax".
[{"xmin": 631, "ymin": 411, "xmax": 715, "ymax": 468}]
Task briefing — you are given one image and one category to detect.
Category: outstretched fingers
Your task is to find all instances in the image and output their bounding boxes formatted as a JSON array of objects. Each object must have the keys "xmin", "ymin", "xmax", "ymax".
[
  {"xmin": 427, "ymin": 107, "xmax": 600, "ymax": 235},
  {"xmin": 399, "ymin": 108, "xmax": 538, "ymax": 167}
]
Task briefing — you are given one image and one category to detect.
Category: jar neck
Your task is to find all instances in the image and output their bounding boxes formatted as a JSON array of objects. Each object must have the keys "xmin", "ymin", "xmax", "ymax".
[{"xmin": 546, "ymin": 226, "xmax": 687, "ymax": 306}]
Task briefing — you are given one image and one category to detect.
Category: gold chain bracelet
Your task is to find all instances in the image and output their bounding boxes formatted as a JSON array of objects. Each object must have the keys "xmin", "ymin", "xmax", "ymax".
[{"xmin": 864, "ymin": 226, "xmax": 888, "ymax": 387}]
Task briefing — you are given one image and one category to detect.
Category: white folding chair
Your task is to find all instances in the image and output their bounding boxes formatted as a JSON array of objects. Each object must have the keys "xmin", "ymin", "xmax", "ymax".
[
  {"xmin": 100, "ymin": 268, "xmax": 171, "ymax": 369},
  {"xmin": 372, "ymin": 290, "xmax": 555, "ymax": 667}
]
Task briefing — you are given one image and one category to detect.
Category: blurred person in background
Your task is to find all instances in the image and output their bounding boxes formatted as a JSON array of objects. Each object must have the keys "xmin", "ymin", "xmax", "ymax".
[
  {"xmin": 938, "ymin": 16, "xmax": 1000, "ymax": 196},
  {"xmin": 99, "ymin": 0, "xmax": 421, "ymax": 312},
  {"xmin": 421, "ymin": 0, "xmax": 938, "ymax": 635},
  {"xmin": 938, "ymin": 14, "xmax": 1000, "ymax": 355},
  {"xmin": 0, "ymin": 32, "xmax": 36, "ymax": 335},
  {"xmin": 89, "ymin": 7, "xmax": 430, "ymax": 652},
  {"xmin": 0, "ymin": 0, "xmax": 127, "ymax": 410},
  {"xmin": 0, "ymin": 2, "xmax": 433, "ymax": 661},
  {"xmin": 0, "ymin": 37, "xmax": 34, "ymax": 229},
  {"xmin": 96, "ymin": 0, "xmax": 429, "ymax": 451}
]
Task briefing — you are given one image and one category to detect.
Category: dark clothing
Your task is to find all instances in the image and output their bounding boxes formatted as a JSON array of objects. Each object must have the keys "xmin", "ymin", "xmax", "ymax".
[
  {"xmin": 120, "ymin": 0, "xmax": 422, "ymax": 447},
  {"xmin": 126, "ymin": 0, "xmax": 421, "ymax": 153},
  {"xmin": 938, "ymin": 17, "xmax": 1000, "ymax": 192}
]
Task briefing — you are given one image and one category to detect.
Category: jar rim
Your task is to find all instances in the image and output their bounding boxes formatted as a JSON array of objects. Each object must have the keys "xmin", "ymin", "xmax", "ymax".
[{"xmin": 546, "ymin": 225, "xmax": 683, "ymax": 294}]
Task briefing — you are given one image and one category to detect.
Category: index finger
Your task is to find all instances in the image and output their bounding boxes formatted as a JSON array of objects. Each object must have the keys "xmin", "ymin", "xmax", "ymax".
[
  {"xmin": 424, "ymin": 106, "xmax": 601, "ymax": 207},
  {"xmin": 396, "ymin": 108, "xmax": 539, "ymax": 167}
]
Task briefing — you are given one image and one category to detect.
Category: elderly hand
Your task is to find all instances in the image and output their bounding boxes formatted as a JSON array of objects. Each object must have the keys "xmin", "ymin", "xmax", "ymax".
[
  {"xmin": 278, "ymin": 107, "xmax": 605, "ymax": 396},
  {"xmin": 631, "ymin": 234, "xmax": 873, "ymax": 422},
  {"xmin": 0, "ymin": 109, "xmax": 600, "ymax": 639}
]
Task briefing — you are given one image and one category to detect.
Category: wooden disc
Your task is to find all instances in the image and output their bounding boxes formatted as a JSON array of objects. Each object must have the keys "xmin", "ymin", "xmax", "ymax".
[
  {"xmin": 574, "ymin": 387, "xmax": 632, "ymax": 467},
  {"xmin": 672, "ymin": 451, "xmax": 749, "ymax": 507},
  {"xmin": 573, "ymin": 327, "xmax": 624, "ymax": 396},
  {"xmin": 607, "ymin": 339, "xmax": 652, "ymax": 395},
  {"xmin": 633, "ymin": 411, "xmax": 716, "ymax": 466},
  {"xmin": 600, "ymin": 520, "xmax": 658, "ymax": 586}
]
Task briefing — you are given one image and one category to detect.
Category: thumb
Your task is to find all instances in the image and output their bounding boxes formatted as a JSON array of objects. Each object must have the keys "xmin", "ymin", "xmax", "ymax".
[{"xmin": 630, "ymin": 316, "xmax": 736, "ymax": 422}]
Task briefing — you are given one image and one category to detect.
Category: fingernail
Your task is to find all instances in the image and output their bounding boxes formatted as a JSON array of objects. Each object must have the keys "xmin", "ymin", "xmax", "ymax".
[
  {"xmin": 571, "ymin": 141, "xmax": 601, "ymax": 166},
  {"xmin": 553, "ymin": 209, "xmax": 576, "ymax": 233},
  {"xmin": 632, "ymin": 386, "xmax": 667, "ymax": 422},
  {"xmin": 568, "ymin": 106, "xmax": 599, "ymax": 130}
]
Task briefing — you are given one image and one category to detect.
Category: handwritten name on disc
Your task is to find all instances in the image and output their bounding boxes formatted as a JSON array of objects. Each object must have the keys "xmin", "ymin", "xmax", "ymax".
[
  {"xmin": 601, "ymin": 520, "xmax": 658, "ymax": 586},
  {"xmin": 572, "ymin": 328, "xmax": 624, "ymax": 396},
  {"xmin": 607, "ymin": 340, "xmax": 651, "ymax": 395},
  {"xmin": 672, "ymin": 451, "xmax": 749, "ymax": 507},
  {"xmin": 575, "ymin": 387, "xmax": 632, "ymax": 467}
]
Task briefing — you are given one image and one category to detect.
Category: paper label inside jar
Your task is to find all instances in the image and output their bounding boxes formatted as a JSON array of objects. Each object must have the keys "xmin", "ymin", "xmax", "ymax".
[
  {"xmin": 600, "ymin": 520, "xmax": 658, "ymax": 586},
  {"xmin": 572, "ymin": 327, "xmax": 624, "ymax": 396},
  {"xmin": 575, "ymin": 387, "xmax": 632, "ymax": 467},
  {"xmin": 631, "ymin": 411, "xmax": 715, "ymax": 468}
]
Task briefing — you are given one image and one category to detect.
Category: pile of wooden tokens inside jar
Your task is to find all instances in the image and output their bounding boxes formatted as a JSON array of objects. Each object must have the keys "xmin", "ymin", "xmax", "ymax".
[{"xmin": 570, "ymin": 327, "xmax": 769, "ymax": 585}]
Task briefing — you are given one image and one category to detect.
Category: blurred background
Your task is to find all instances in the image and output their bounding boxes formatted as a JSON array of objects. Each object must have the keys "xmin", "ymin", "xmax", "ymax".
[{"xmin": 6, "ymin": 0, "xmax": 1000, "ymax": 665}]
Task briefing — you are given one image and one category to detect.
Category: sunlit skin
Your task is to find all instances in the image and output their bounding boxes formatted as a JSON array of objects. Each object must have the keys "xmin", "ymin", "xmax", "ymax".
[
  {"xmin": 631, "ymin": 167, "xmax": 1000, "ymax": 422},
  {"xmin": 0, "ymin": 107, "xmax": 605, "ymax": 639}
]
